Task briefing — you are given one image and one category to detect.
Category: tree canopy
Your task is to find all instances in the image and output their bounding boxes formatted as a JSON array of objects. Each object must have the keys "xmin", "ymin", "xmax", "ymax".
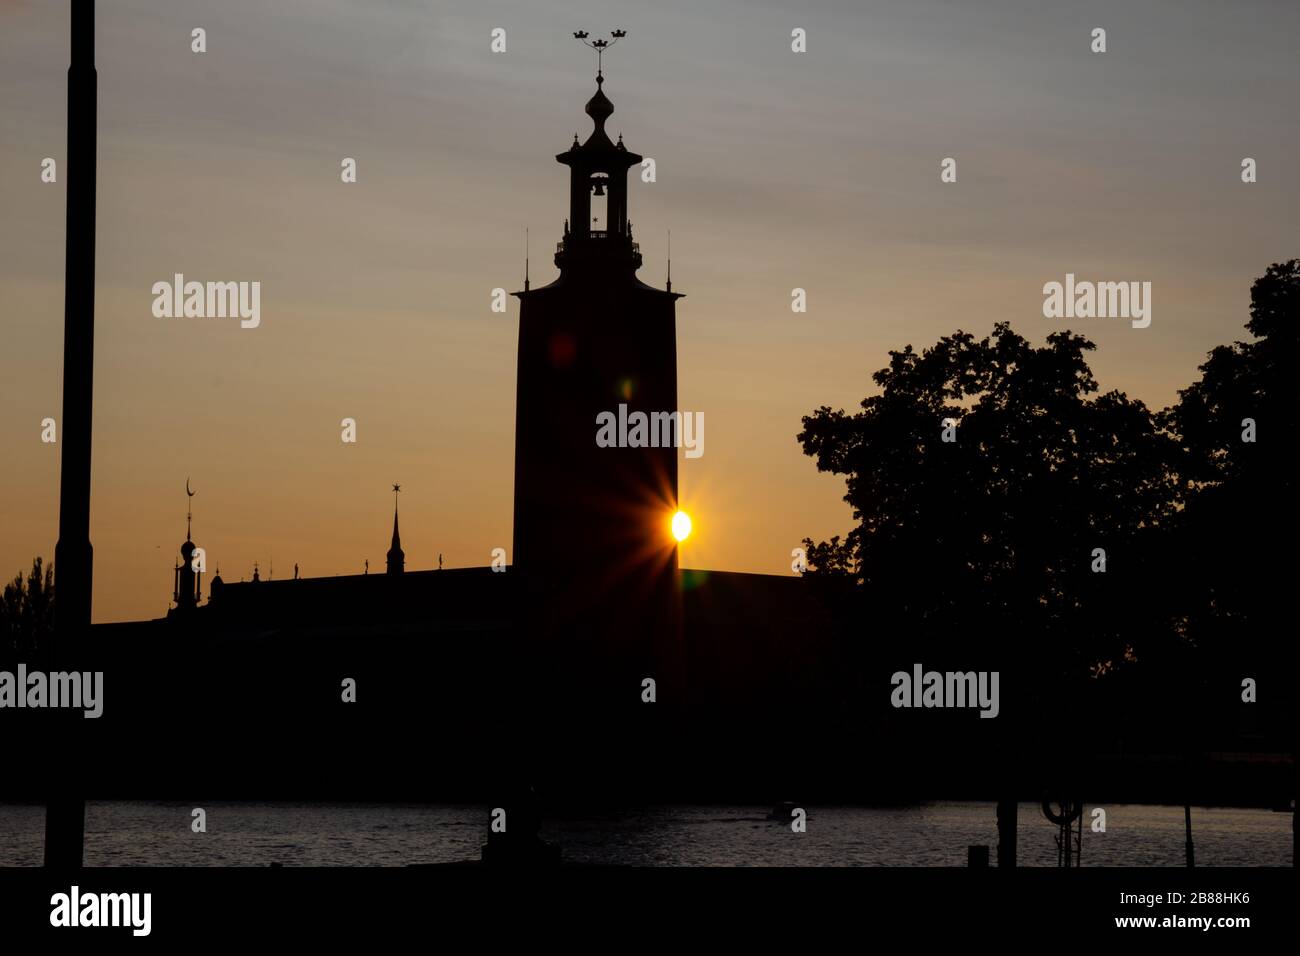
[
  {"xmin": 799, "ymin": 323, "xmax": 1178, "ymax": 685},
  {"xmin": 1, "ymin": 556, "xmax": 54, "ymax": 665}
]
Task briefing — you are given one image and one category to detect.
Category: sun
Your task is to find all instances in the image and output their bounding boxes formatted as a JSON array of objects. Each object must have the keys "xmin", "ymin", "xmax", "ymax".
[{"xmin": 671, "ymin": 510, "xmax": 692, "ymax": 542}]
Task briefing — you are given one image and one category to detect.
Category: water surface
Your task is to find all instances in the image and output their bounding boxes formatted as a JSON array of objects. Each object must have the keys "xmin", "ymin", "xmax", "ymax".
[{"xmin": 0, "ymin": 801, "xmax": 1290, "ymax": 866}]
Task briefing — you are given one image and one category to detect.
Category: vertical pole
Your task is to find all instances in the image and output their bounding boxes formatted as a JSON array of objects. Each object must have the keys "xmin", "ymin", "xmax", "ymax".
[
  {"xmin": 1184, "ymin": 802, "xmax": 1195, "ymax": 868},
  {"xmin": 46, "ymin": 0, "xmax": 96, "ymax": 870},
  {"xmin": 1076, "ymin": 805, "xmax": 1084, "ymax": 867},
  {"xmin": 996, "ymin": 798, "xmax": 1017, "ymax": 867}
]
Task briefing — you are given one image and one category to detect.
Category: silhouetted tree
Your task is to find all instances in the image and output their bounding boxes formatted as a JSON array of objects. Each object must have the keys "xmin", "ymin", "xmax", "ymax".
[
  {"xmin": 1159, "ymin": 260, "xmax": 1298, "ymax": 748},
  {"xmin": 798, "ymin": 323, "xmax": 1179, "ymax": 710},
  {"xmin": 0, "ymin": 557, "xmax": 55, "ymax": 664}
]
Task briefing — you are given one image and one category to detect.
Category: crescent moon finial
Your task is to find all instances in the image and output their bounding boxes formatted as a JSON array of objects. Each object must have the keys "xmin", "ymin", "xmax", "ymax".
[{"xmin": 186, "ymin": 477, "xmax": 195, "ymax": 497}]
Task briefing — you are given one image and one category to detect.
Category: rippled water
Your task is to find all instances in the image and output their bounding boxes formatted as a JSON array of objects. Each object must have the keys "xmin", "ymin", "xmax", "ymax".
[{"xmin": 0, "ymin": 801, "xmax": 1290, "ymax": 866}]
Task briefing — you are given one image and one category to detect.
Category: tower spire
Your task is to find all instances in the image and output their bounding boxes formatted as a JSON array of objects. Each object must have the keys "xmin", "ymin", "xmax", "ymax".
[
  {"xmin": 387, "ymin": 483, "xmax": 405, "ymax": 574},
  {"xmin": 173, "ymin": 477, "xmax": 201, "ymax": 613},
  {"xmin": 553, "ymin": 30, "xmax": 643, "ymax": 274}
]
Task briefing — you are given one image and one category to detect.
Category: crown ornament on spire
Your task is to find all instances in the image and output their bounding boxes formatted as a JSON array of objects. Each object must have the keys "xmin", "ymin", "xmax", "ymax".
[{"xmin": 573, "ymin": 29, "xmax": 627, "ymax": 80}]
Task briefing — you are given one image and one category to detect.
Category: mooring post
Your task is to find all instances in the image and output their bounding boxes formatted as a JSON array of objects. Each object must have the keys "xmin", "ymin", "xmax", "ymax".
[{"xmin": 996, "ymin": 798, "xmax": 1017, "ymax": 867}]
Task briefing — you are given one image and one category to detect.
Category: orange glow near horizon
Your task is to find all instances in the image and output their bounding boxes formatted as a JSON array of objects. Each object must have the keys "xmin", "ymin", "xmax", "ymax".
[
  {"xmin": 671, "ymin": 510, "xmax": 692, "ymax": 542},
  {"xmin": 0, "ymin": 5, "xmax": 1292, "ymax": 624}
]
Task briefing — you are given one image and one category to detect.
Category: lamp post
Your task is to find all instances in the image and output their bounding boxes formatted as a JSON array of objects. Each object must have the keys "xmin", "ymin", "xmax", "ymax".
[{"xmin": 46, "ymin": 0, "xmax": 96, "ymax": 869}]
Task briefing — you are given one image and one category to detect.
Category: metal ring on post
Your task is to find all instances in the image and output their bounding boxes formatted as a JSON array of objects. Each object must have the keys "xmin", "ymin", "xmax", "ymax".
[{"xmin": 1041, "ymin": 797, "xmax": 1083, "ymax": 826}]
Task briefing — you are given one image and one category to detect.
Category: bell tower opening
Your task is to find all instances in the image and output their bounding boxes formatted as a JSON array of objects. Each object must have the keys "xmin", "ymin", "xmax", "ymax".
[{"xmin": 590, "ymin": 173, "xmax": 609, "ymax": 236}]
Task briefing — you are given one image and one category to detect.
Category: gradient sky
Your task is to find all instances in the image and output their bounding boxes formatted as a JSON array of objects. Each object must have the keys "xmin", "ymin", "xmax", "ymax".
[{"xmin": 2, "ymin": 0, "xmax": 1297, "ymax": 622}]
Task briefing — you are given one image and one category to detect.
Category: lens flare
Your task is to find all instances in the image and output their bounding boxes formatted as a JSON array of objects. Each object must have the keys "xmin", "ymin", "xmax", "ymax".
[{"xmin": 671, "ymin": 510, "xmax": 692, "ymax": 542}]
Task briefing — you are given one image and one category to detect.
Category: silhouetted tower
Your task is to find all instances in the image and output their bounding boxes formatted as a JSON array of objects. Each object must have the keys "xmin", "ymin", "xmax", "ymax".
[
  {"xmin": 510, "ymin": 35, "xmax": 685, "ymax": 756},
  {"xmin": 387, "ymin": 483, "xmax": 405, "ymax": 574},
  {"xmin": 171, "ymin": 480, "xmax": 201, "ymax": 613},
  {"xmin": 512, "ymin": 38, "xmax": 682, "ymax": 597}
]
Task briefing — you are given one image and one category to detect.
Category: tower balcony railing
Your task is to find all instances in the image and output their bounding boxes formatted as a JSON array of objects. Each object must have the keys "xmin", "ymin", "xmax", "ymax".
[{"xmin": 556, "ymin": 231, "xmax": 639, "ymax": 256}]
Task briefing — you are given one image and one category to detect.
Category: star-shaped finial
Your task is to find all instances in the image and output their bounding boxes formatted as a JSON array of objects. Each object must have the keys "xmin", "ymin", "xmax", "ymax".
[{"xmin": 392, "ymin": 483, "xmax": 401, "ymax": 494}]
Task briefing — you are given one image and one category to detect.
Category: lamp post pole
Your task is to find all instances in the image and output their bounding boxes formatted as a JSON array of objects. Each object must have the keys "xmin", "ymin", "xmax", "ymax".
[{"xmin": 46, "ymin": 0, "xmax": 96, "ymax": 869}]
